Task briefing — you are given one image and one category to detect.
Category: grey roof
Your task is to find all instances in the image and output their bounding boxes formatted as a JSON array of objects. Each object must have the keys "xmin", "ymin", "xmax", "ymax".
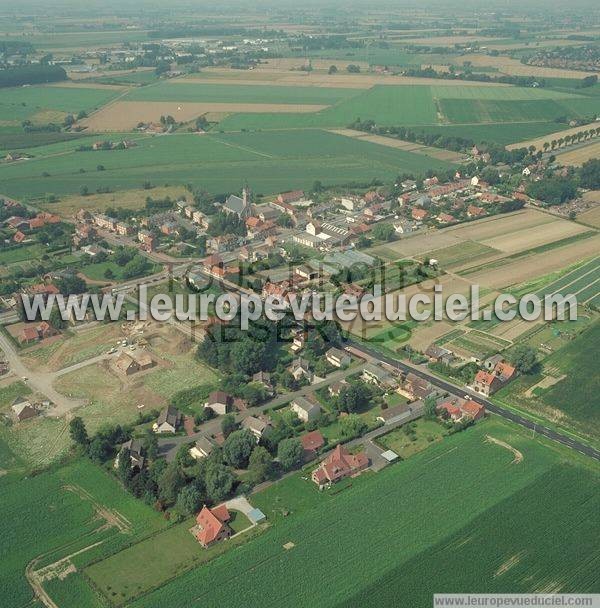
[
  {"xmin": 157, "ymin": 405, "xmax": 181, "ymax": 428},
  {"xmin": 224, "ymin": 194, "xmax": 246, "ymax": 214},
  {"xmin": 242, "ymin": 416, "xmax": 271, "ymax": 434},
  {"xmin": 193, "ymin": 436, "xmax": 215, "ymax": 455},
  {"xmin": 291, "ymin": 396, "xmax": 320, "ymax": 416}
]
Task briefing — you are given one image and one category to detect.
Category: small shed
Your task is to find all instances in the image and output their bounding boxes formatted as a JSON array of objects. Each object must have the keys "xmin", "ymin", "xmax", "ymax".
[
  {"xmin": 247, "ymin": 507, "xmax": 266, "ymax": 525},
  {"xmin": 380, "ymin": 450, "xmax": 399, "ymax": 463}
]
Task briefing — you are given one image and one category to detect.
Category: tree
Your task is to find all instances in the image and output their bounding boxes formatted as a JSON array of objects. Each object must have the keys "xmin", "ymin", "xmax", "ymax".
[
  {"xmin": 144, "ymin": 428, "xmax": 158, "ymax": 460},
  {"xmin": 87, "ymin": 436, "xmax": 113, "ymax": 463},
  {"xmin": 221, "ymin": 413, "xmax": 237, "ymax": 438},
  {"xmin": 346, "ymin": 64, "xmax": 361, "ymax": 73},
  {"xmin": 277, "ymin": 437, "xmax": 304, "ymax": 471},
  {"xmin": 338, "ymin": 382, "xmax": 373, "ymax": 413},
  {"xmin": 117, "ymin": 448, "xmax": 132, "ymax": 484},
  {"xmin": 510, "ymin": 345, "xmax": 538, "ymax": 375},
  {"xmin": 579, "ymin": 158, "xmax": 600, "ymax": 189},
  {"xmin": 423, "ymin": 395, "xmax": 438, "ymax": 419},
  {"xmin": 158, "ymin": 463, "xmax": 186, "ymax": 505},
  {"xmin": 340, "ymin": 414, "xmax": 367, "ymax": 439},
  {"xmin": 80, "ymin": 185, "xmax": 89, "ymax": 196},
  {"xmin": 204, "ymin": 462, "xmax": 235, "ymax": 502},
  {"xmin": 371, "ymin": 223, "xmax": 395, "ymax": 242},
  {"xmin": 69, "ymin": 416, "xmax": 88, "ymax": 446},
  {"xmin": 175, "ymin": 485, "xmax": 202, "ymax": 517},
  {"xmin": 222, "ymin": 429, "xmax": 255, "ymax": 468},
  {"xmin": 328, "ymin": 65, "xmax": 338, "ymax": 74},
  {"xmin": 247, "ymin": 446, "xmax": 274, "ymax": 484}
]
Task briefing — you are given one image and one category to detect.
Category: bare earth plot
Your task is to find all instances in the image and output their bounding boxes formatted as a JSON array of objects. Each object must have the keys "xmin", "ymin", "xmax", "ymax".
[
  {"xmin": 369, "ymin": 232, "xmax": 463, "ymax": 260},
  {"xmin": 329, "ymin": 129, "xmax": 465, "ymax": 162},
  {"xmin": 555, "ymin": 141, "xmax": 600, "ymax": 166},
  {"xmin": 578, "ymin": 200, "xmax": 600, "ymax": 229},
  {"xmin": 466, "ymin": 234, "xmax": 600, "ymax": 289},
  {"xmin": 480, "ymin": 220, "xmax": 590, "ymax": 254},
  {"xmin": 81, "ymin": 101, "xmax": 329, "ymax": 131}
]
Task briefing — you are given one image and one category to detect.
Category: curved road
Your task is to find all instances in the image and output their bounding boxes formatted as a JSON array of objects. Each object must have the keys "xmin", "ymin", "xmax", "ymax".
[{"xmin": 350, "ymin": 341, "xmax": 600, "ymax": 462}]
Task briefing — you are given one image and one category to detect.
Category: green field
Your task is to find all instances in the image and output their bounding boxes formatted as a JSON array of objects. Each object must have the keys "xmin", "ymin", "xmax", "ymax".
[
  {"xmin": 0, "ymin": 454, "xmax": 166, "ymax": 607},
  {"xmin": 0, "ymin": 85, "xmax": 121, "ymax": 124},
  {"xmin": 112, "ymin": 419, "xmax": 599, "ymax": 608},
  {"xmin": 125, "ymin": 81, "xmax": 362, "ymax": 105},
  {"xmin": 0, "ymin": 129, "xmax": 454, "ymax": 199}
]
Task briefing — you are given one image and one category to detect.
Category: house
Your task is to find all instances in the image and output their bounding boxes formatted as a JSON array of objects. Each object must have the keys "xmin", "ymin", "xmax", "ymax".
[
  {"xmin": 471, "ymin": 370, "xmax": 501, "ymax": 396},
  {"xmin": 116, "ymin": 221, "xmax": 133, "ymax": 236},
  {"xmin": 115, "ymin": 351, "xmax": 154, "ymax": 375},
  {"xmin": 138, "ymin": 230, "xmax": 156, "ymax": 252},
  {"xmin": 277, "ymin": 190, "xmax": 304, "ymax": 205},
  {"xmin": 437, "ymin": 399, "xmax": 485, "ymax": 422},
  {"xmin": 115, "ymin": 439, "xmax": 145, "ymax": 470},
  {"xmin": 328, "ymin": 379, "xmax": 348, "ymax": 397},
  {"xmin": 241, "ymin": 415, "xmax": 272, "ymax": 441},
  {"xmin": 300, "ymin": 429, "xmax": 325, "ymax": 460},
  {"xmin": 189, "ymin": 436, "xmax": 215, "ymax": 460},
  {"xmin": 290, "ymin": 331, "xmax": 306, "ymax": 353},
  {"xmin": 376, "ymin": 402, "xmax": 417, "ymax": 425},
  {"xmin": 37, "ymin": 321, "xmax": 57, "ymax": 340},
  {"xmin": 13, "ymin": 230, "xmax": 25, "ymax": 243},
  {"xmin": 288, "ymin": 358, "xmax": 313, "ymax": 382},
  {"xmin": 424, "ymin": 344, "xmax": 453, "ymax": 364},
  {"xmin": 312, "ymin": 444, "xmax": 369, "ymax": 489},
  {"xmin": 205, "ymin": 391, "xmax": 233, "ymax": 416},
  {"xmin": 195, "ymin": 505, "xmax": 231, "ymax": 547},
  {"xmin": 467, "ymin": 205, "xmax": 486, "ymax": 218},
  {"xmin": 153, "ymin": 405, "xmax": 182, "ymax": 433},
  {"xmin": 394, "ymin": 220, "xmax": 415, "ymax": 234},
  {"xmin": 290, "ymin": 395, "xmax": 321, "ymax": 422},
  {"xmin": 325, "ymin": 347, "xmax": 350, "ymax": 369},
  {"xmin": 461, "ymin": 399, "xmax": 486, "ymax": 421},
  {"xmin": 362, "ymin": 363, "xmax": 397, "ymax": 390},
  {"xmin": 412, "ymin": 208, "xmax": 428, "ymax": 221},
  {"xmin": 295, "ymin": 265, "xmax": 318, "ymax": 281},
  {"xmin": 403, "ymin": 372, "xmax": 436, "ymax": 401},
  {"xmin": 11, "ymin": 398, "xmax": 38, "ymax": 422},
  {"xmin": 252, "ymin": 371, "xmax": 273, "ymax": 393},
  {"xmin": 18, "ymin": 325, "xmax": 42, "ymax": 345},
  {"xmin": 483, "ymin": 354, "xmax": 503, "ymax": 371},
  {"xmin": 437, "ymin": 213, "xmax": 456, "ymax": 225}
]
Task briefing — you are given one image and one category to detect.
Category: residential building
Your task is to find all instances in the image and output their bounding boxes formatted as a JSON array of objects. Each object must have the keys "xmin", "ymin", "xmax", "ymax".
[
  {"xmin": 300, "ymin": 429, "xmax": 325, "ymax": 460},
  {"xmin": 115, "ymin": 439, "xmax": 145, "ymax": 470},
  {"xmin": 195, "ymin": 505, "xmax": 231, "ymax": 547},
  {"xmin": 312, "ymin": 444, "xmax": 369, "ymax": 489},
  {"xmin": 189, "ymin": 436, "xmax": 215, "ymax": 460},
  {"xmin": 290, "ymin": 395, "xmax": 321, "ymax": 422},
  {"xmin": 153, "ymin": 405, "xmax": 182, "ymax": 433},
  {"xmin": 241, "ymin": 415, "xmax": 272, "ymax": 442},
  {"xmin": 424, "ymin": 344, "xmax": 454, "ymax": 364},
  {"xmin": 205, "ymin": 391, "xmax": 233, "ymax": 415},
  {"xmin": 362, "ymin": 363, "xmax": 397, "ymax": 390},
  {"xmin": 11, "ymin": 398, "xmax": 38, "ymax": 422},
  {"xmin": 325, "ymin": 347, "xmax": 350, "ymax": 368},
  {"xmin": 288, "ymin": 358, "xmax": 313, "ymax": 382}
]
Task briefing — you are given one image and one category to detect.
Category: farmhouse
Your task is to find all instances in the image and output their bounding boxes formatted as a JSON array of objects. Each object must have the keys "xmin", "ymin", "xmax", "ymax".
[
  {"xmin": 471, "ymin": 361, "xmax": 516, "ymax": 396},
  {"xmin": 153, "ymin": 405, "xmax": 182, "ymax": 434},
  {"xmin": 437, "ymin": 399, "xmax": 485, "ymax": 422},
  {"xmin": 11, "ymin": 398, "xmax": 38, "ymax": 422},
  {"xmin": 290, "ymin": 395, "xmax": 321, "ymax": 422},
  {"xmin": 325, "ymin": 347, "xmax": 351, "ymax": 368},
  {"xmin": 376, "ymin": 402, "xmax": 420, "ymax": 426},
  {"xmin": 194, "ymin": 505, "xmax": 232, "ymax": 547},
  {"xmin": 115, "ymin": 439, "xmax": 145, "ymax": 470},
  {"xmin": 312, "ymin": 444, "xmax": 369, "ymax": 489},
  {"xmin": 115, "ymin": 351, "xmax": 154, "ymax": 375},
  {"xmin": 424, "ymin": 344, "xmax": 454, "ymax": 364},
  {"xmin": 403, "ymin": 372, "xmax": 436, "ymax": 401}
]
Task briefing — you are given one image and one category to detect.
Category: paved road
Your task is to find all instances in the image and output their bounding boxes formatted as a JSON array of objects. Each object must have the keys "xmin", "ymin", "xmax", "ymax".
[
  {"xmin": 350, "ymin": 341, "xmax": 600, "ymax": 462},
  {"xmin": 157, "ymin": 365, "xmax": 359, "ymax": 461}
]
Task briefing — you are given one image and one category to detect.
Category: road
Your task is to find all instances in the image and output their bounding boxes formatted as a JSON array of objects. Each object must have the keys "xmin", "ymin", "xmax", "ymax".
[
  {"xmin": 350, "ymin": 341, "xmax": 600, "ymax": 462},
  {"xmin": 157, "ymin": 365, "xmax": 359, "ymax": 461}
]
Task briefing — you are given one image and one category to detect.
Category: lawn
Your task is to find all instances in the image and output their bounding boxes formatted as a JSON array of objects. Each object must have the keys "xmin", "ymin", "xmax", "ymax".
[
  {"xmin": 423, "ymin": 241, "xmax": 501, "ymax": 268},
  {"xmin": 122, "ymin": 419, "xmax": 600, "ymax": 608},
  {"xmin": 377, "ymin": 418, "xmax": 446, "ymax": 459},
  {"xmin": 0, "ymin": 380, "xmax": 32, "ymax": 410},
  {"xmin": 0, "ymin": 242, "xmax": 46, "ymax": 265}
]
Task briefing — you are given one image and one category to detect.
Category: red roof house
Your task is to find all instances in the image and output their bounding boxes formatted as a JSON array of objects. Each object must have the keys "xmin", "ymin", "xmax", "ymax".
[
  {"xmin": 312, "ymin": 444, "xmax": 369, "ymax": 488},
  {"xmin": 195, "ymin": 505, "xmax": 231, "ymax": 547},
  {"xmin": 300, "ymin": 430, "xmax": 325, "ymax": 460}
]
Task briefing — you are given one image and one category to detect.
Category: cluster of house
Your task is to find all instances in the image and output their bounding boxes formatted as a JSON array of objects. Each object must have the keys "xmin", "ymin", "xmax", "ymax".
[{"xmin": 5, "ymin": 211, "xmax": 60, "ymax": 243}]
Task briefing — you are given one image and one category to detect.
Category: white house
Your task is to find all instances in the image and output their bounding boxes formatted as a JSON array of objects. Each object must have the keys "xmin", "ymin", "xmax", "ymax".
[
  {"xmin": 290, "ymin": 396, "xmax": 321, "ymax": 422},
  {"xmin": 325, "ymin": 347, "xmax": 351, "ymax": 368}
]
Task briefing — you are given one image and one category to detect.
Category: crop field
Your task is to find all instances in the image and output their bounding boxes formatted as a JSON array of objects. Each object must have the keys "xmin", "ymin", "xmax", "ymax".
[
  {"xmin": 496, "ymin": 321, "xmax": 600, "ymax": 442},
  {"xmin": 0, "ymin": 456, "xmax": 166, "ymax": 608},
  {"xmin": 422, "ymin": 241, "xmax": 501, "ymax": 268},
  {"xmin": 0, "ymin": 85, "xmax": 121, "ymax": 125},
  {"xmin": 0, "ymin": 129, "xmax": 454, "ymax": 199},
  {"xmin": 556, "ymin": 141, "xmax": 600, "ymax": 166},
  {"xmin": 104, "ymin": 420, "xmax": 600, "ymax": 608}
]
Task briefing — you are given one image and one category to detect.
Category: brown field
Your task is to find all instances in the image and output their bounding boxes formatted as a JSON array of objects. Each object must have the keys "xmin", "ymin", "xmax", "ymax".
[
  {"xmin": 186, "ymin": 67, "xmax": 512, "ymax": 89},
  {"xmin": 329, "ymin": 129, "xmax": 466, "ymax": 162},
  {"xmin": 38, "ymin": 185, "xmax": 189, "ymax": 218},
  {"xmin": 44, "ymin": 81, "xmax": 128, "ymax": 91},
  {"xmin": 81, "ymin": 100, "xmax": 329, "ymax": 131},
  {"xmin": 466, "ymin": 233, "xmax": 600, "ymax": 289},
  {"xmin": 369, "ymin": 231, "xmax": 463, "ymax": 260},
  {"xmin": 508, "ymin": 125, "xmax": 600, "ymax": 151},
  {"xmin": 578, "ymin": 198, "xmax": 600, "ymax": 229},
  {"xmin": 480, "ymin": 219, "xmax": 589, "ymax": 254},
  {"xmin": 555, "ymin": 141, "xmax": 600, "ymax": 166},
  {"xmin": 71, "ymin": 67, "xmax": 155, "ymax": 81},
  {"xmin": 448, "ymin": 209, "xmax": 555, "ymax": 241},
  {"xmin": 463, "ymin": 54, "xmax": 595, "ymax": 79}
]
